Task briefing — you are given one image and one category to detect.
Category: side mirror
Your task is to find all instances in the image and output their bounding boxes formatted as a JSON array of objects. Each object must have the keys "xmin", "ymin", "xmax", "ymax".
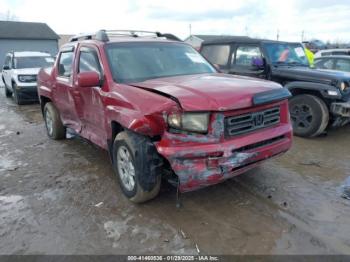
[
  {"xmin": 77, "ymin": 71, "xmax": 101, "ymax": 87},
  {"xmin": 2, "ymin": 65, "xmax": 10, "ymax": 70},
  {"xmin": 251, "ymin": 57, "xmax": 265, "ymax": 69}
]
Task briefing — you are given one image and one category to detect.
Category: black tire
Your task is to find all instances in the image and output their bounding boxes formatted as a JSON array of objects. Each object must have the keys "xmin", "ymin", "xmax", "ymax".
[
  {"xmin": 113, "ymin": 131, "xmax": 162, "ymax": 203},
  {"xmin": 12, "ymin": 82, "xmax": 24, "ymax": 105},
  {"xmin": 3, "ymin": 80, "xmax": 12, "ymax": 98},
  {"xmin": 289, "ymin": 94, "xmax": 329, "ymax": 137},
  {"xmin": 43, "ymin": 102, "xmax": 66, "ymax": 140}
]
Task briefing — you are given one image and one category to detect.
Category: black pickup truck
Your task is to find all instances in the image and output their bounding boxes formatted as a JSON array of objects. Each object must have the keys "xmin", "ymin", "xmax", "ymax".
[{"xmin": 200, "ymin": 37, "xmax": 350, "ymax": 137}]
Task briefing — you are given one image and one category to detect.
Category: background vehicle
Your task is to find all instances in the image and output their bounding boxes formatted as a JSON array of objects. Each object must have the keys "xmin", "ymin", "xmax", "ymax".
[
  {"xmin": 2, "ymin": 51, "xmax": 54, "ymax": 104},
  {"xmin": 302, "ymin": 39, "xmax": 327, "ymax": 53},
  {"xmin": 200, "ymin": 37, "xmax": 350, "ymax": 137},
  {"xmin": 314, "ymin": 56, "xmax": 350, "ymax": 73},
  {"xmin": 37, "ymin": 30, "xmax": 292, "ymax": 203},
  {"xmin": 315, "ymin": 49, "xmax": 350, "ymax": 58}
]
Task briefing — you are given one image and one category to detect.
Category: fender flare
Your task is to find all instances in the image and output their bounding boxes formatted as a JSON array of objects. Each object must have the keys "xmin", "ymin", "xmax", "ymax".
[
  {"xmin": 285, "ymin": 81, "xmax": 342, "ymax": 99},
  {"xmin": 105, "ymin": 105, "xmax": 166, "ymax": 140}
]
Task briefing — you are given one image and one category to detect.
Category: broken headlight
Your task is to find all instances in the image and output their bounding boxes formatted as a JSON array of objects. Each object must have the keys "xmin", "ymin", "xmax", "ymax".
[{"xmin": 168, "ymin": 112, "xmax": 209, "ymax": 133}]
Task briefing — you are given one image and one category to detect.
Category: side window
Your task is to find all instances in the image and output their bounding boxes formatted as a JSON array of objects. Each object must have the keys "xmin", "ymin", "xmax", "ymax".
[
  {"xmin": 314, "ymin": 58, "xmax": 334, "ymax": 70},
  {"xmin": 3, "ymin": 55, "xmax": 11, "ymax": 68},
  {"xmin": 335, "ymin": 59, "xmax": 350, "ymax": 72},
  {"xmin": 332, "ymin": 51, "xmax": 347, "ymax": 56},
  {"xmin": 235, "ymin": 46, "xmax": 262, "ymax": 67},
  {"xmin": 78, "ymin": 48, "xmax": 101, "ymax": 74},
  {"xmin": 201, "ymin": 45, "xmax": 230, "ymax": 67},
  {"xmin": 321, "ymin": 52, "xmax": 331, "ymax": 57},
  {"xmin": 58, "ymin": 51, "xmax": 74, "ymax": 77}
]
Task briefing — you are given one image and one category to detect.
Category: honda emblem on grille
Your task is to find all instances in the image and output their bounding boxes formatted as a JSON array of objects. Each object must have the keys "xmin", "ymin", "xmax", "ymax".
[{"xmin": 253, "ymin": 112, "xmax": 264, "ymax": 127}]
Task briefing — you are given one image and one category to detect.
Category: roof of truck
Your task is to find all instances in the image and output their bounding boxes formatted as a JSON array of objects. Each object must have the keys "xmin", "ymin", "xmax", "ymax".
[{"xmin": 61, "ymin": 37, "xmax": 185, "ymax": 51}]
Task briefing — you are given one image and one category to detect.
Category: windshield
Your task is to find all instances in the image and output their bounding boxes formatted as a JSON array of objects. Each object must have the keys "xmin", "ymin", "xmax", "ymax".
[
  {"xmin": 14, "ymin": 56, "xmax": 55, "ymax": 69},
  {"xmin": 105, "ymin": 42, "xmax": 216, "ymax": 83},
  {"xmin": 263, "ymin": 42, "xmax": 309, "ymax": 67}
]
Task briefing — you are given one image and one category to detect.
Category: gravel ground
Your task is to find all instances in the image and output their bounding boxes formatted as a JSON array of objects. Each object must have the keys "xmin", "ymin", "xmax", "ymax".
[{"xmin": 0, "ymin": 86, "xmax": 350, "ymax": 255}]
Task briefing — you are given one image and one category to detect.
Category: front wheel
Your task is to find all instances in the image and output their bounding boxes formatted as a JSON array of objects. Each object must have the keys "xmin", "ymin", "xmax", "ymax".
[
  {"xmin": 12, "ymin": 83, "xmax": 24, "ymax": 105},
  {"xmin": 289, "ymin": 94, "xmax": 329, "ymax": 137},
  {"xmin": 3, "ymin": 80, "xmax": 12, "ymax": 98},
  {"xmin": 113, "ymin": 131, "xmax": 161, "ymax": 203},
  {"xmin": 43, "ymin": 102, "xmax": 66, "ymax": 140}
]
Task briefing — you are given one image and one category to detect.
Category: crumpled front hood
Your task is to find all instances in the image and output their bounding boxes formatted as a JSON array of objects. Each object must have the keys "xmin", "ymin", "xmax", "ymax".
[{"xmin": 131, "ymin": 73, "xmax": 283, "ymax": 111}]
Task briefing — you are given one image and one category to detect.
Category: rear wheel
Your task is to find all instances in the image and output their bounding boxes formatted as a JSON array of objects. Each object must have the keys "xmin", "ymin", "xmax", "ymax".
[
  {"xmin": 289, "ymin": 94, "xmax": 329, "ymax": 137},
  {"xmin": 43, "ymin": 102, "xmax": 66, "ymax": 140},
  {"xmin": 113, "ymin": 131, "xmax": 161, "ymax": 203}
]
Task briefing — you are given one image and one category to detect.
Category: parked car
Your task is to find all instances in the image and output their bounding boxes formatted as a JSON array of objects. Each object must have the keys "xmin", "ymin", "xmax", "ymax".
[
  {"xmin": 314, "ymin": 56, "xmax": 350, "ymax": 73},
  {"xmin": 302, "ymin": 39, "xmax": 326, "ymax": 53},
  {"xmin": 2, "ymin": 51, "xmax": 55, "ymax": 104},
  {"xmin": 315, "ymin": 49, "xmax": 350, "ymax": 58},
  {"xmin": 37, "ymin": 30, "xmax": 292, "ymax": 203},
  {"xmin": 200, "ymin": 37, "xmax": 350, "ymax": 137}
]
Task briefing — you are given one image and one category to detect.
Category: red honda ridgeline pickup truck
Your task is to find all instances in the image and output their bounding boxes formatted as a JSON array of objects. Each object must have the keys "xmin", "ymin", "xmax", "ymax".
[{"xmin": 37, "ymin": 30, "xmax": 293, "ymax": 203}]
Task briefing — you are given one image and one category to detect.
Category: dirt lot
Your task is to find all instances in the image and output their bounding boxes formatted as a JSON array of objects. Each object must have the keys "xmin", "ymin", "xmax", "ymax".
[{"xmin": 0, "ymin": 86, "xmax": 350, "ymax": 255}]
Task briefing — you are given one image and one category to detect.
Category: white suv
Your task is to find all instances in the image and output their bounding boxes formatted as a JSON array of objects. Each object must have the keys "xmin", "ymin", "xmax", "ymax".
[
  {"xmin": 2, "ymin": 51, "xmax": 55, "ymax": 104},
  {"xmin": 314, "ymin": 48, "xmax": 350, "ymax": 58}
]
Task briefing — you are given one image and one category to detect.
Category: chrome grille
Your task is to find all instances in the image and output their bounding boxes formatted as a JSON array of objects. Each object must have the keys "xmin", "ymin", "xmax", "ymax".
[{"xmin": 225, "ymin": 107, "xmax": 280, "ymax": 137}]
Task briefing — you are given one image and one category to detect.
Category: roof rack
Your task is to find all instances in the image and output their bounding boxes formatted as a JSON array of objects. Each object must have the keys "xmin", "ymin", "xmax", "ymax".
[{"xmin": 69, "ymin": 30, "xmax": 182, "ymax": 42}]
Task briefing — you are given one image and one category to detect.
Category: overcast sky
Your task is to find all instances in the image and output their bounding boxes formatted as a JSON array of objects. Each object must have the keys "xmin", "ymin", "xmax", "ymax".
[{"xmin": 0, "ymin": 0, "xmax": 349, "ymax": 42}]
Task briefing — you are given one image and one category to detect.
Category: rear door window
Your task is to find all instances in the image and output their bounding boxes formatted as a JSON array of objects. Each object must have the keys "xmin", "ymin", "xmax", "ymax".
[
  {"xmin": 335, "ymin": 59, "xmax": 350, "ymax": 72},
  {"xmin": 314, "ymin": 58, "xmax": 335, "ymax": 70},
  {"xmin": 201, "ymin": 45, "xmax": 230, "ymax": 67},
  {"xmin": 3, "ymin": 55, "xmax": 11, "ymax": 69},
  {"xmin": 58, "ymin": 51, "xmax": 74, "ymax": 77},
  {"xmin": 233, "ymin": 45, "xmax": 262, "ymax": 68}
]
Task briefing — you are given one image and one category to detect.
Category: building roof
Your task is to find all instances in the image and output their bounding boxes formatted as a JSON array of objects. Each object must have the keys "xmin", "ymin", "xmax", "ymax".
[{"xmin": 0, "ymin": 21, "xmax": 59, "ymax": 40}]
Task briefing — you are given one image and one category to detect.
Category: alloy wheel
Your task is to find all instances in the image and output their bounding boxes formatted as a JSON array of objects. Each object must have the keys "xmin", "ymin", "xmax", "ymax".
[{"xmin": 117, "ymin": 145, "xmax": 136, "ymax": 191}]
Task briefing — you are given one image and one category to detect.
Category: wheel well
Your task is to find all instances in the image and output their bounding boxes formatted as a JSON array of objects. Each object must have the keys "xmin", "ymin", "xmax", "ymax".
[
  {"xmin": 40, "ymin": 96, "xmax": 52, "ymax": 114},
  {"xmin": 111, "ymin": 121, "xmax": 124, "ymax": 142},
  {"xmin": 289, "ymin": 88, "xmax": 330, "ymax": 107}
]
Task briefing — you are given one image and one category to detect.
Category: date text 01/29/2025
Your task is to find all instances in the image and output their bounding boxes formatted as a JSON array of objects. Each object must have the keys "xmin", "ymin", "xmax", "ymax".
[{"xmin": 127, "ymin": 255, "xmax": 219, "ymax": 261}]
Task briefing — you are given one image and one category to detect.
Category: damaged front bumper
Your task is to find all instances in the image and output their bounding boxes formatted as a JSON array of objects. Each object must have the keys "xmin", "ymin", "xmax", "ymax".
[
  {"xmin": 330, "ymin": 99, "xmax": 350, "ymax": 127},
  {"xmin": 156, "ymin": 123, "xmax": 292, "ymax": 192},
  {"xmin": 331, "ymin": 100, "xmax": 350, "ymax": 118}
]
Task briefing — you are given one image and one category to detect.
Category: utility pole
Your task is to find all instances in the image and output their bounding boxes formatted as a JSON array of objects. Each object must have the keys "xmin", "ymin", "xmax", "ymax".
[
  {"xmin": 277, "ymin": 29, "xmax": 280, "ymax": 41},
  {"xmin": 6, "ymin": 10, "xmax": 10, "ymax": 21},
  {"xmin": 301, "ymin": 30, "xmax": 304, "ymax": 42},
  {"xmin": 189, "ymin": 24, "xmax": 192, "ymax": 37}
]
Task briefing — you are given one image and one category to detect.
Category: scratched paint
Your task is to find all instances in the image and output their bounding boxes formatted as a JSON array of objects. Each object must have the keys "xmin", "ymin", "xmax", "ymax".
[{"xmin": 170, "ymin": 151, "xmax": 258, "ymax": 192}]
